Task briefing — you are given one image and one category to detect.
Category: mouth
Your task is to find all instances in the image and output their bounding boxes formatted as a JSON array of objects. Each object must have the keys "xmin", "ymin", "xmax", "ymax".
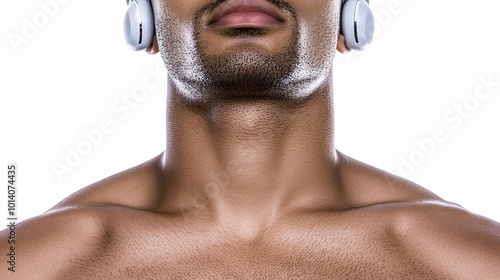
[{"xmin": 207, "ymin": 0, "xmax": 286, "ymax": 28}]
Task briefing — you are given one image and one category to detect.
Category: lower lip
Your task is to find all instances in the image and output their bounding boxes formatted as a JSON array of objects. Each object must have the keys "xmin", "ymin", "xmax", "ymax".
[{"xmin": 210, "ymin": 12, "xmax": 283, "ymax": 27}]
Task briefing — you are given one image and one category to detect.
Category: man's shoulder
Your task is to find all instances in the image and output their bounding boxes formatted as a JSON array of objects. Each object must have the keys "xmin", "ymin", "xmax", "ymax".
[
  {"xmin": 336, "ymin": 152, "xmax": 442, "ymax": 206},
  {"xmin": 0, "ymin": 205, "xmax": 111, "ymax": 279},
  {"xmin": 381, "ymin": 200, "xmax": 500, "ymax": 279},
  {"xmin": 0, "ymin": 153, "xmax": 165, "ymax": 278},
  {"xmin": 337, "ymin": 152, "xmax": 500, "ymax": 277},
  {"xmin": 52, "ymin": 153, "xmax": 164, "ymax": 211},
  {"xmin": 384, "ymin": 199, "xmax": 500, "ymax": 238}
]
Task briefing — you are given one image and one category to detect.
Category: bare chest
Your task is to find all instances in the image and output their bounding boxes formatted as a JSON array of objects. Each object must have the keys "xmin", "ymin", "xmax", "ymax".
[{"xmin": 60, "ymin": 212, "xmax": 438, "ymax": 279}]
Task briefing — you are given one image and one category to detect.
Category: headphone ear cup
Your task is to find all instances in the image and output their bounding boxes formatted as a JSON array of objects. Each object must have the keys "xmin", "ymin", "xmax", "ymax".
[
  {"xmin": 341, "ymin": 0, "xmax": 375, "ymax": 51},
  {"xmin": 124, "ymin": 0, "xmax": 155, "ymax": 51}
]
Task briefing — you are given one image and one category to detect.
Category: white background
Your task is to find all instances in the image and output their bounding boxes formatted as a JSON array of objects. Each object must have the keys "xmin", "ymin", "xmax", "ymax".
[{"xmin": 1, "ymin": 0, "xmax": 499, "ymax": 225}]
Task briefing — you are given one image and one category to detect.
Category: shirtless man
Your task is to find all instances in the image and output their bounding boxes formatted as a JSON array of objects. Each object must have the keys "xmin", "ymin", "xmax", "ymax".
[{"xmin": 2, "ymin": 0, "xmax": 500, "ymax": 279}]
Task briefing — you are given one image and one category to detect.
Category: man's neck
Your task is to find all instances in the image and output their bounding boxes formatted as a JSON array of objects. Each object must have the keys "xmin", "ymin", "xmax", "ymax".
[{"xmin": 159, "ymin": 76, "xmax": 343, "ymax": 238}]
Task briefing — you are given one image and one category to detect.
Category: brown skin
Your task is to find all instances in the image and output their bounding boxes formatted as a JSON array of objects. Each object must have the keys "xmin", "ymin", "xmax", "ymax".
[{"xmin": 2, "ymin": 0, "xmax": 500, "ymax": 279}]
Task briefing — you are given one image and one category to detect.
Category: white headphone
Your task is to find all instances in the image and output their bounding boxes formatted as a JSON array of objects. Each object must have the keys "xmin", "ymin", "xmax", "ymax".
[
  {"xmin": 341, "ymin": 0, "xmax": 374, "ymax": 50},
  {"xmin": 123, "ymin": 0, "xmax": 374, "ymax": 51},
  {"xmin": 124, "ymin": 0, "xmax": 155, "ymax": 51}
]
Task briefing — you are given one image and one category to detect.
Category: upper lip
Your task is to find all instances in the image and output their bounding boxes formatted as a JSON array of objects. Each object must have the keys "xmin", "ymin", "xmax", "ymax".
[{"xmin": 207, "ymin": 0, "xmax": 286, "ymax": 25}]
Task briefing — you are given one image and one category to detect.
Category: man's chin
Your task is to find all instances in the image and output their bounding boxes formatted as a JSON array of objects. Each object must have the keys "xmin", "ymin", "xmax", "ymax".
[{"xmin": 200, "ymin": 51, "xmax": 295, "ymax": 87}]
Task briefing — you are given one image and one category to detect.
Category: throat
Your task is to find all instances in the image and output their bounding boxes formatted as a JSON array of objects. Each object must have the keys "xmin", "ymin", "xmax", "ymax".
[
  {"xmin": 162, "ymin": 86, "xmax": 339, "ymax": 227},
  {"xmin": 207, "ymin": 98, "xmax": 300, "ymax": 142}
]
